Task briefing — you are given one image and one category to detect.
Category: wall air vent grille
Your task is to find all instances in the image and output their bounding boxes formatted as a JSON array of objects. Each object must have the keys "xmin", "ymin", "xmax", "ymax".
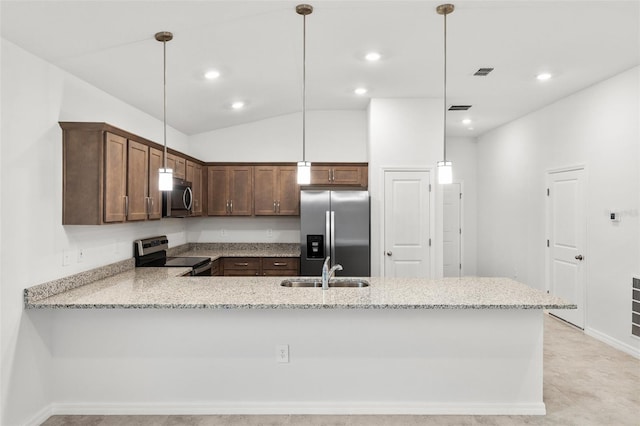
[
  {"xmin": 474, "ymin": 67, "xmax": 494, "ymax": 76},
  {"xmin": 633, "ymin": 278, "xmax": 640, "ymax": 338},
  {"xmin": 448, "ymin": 105, "xmax": 472, "ymax": 111}
]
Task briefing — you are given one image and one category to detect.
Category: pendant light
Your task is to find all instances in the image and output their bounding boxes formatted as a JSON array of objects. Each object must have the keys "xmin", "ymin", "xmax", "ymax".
[
  {"xmin": 436, "ymin": 4, "xmax": 454, "ymax": 185},
  {"xmin": 296, "ymin": 4, "xmax": 313, "ymax": 185},
  {"xmin": 156, "ymin": 31, "xmax": 173, "ymax": 191}
]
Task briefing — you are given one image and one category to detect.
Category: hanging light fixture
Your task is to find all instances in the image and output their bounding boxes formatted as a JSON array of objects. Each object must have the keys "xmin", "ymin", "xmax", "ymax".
[
  {"xmin": 296, "ymin": 4, "xmax": 313, "ymax": 185},
  {"xmin": 436, "ymin": 4, "xmax": 454, "ymax": 185},
  {"xmin": 156, "ymin": 31, "xmax": 174, "ymax": 191}
]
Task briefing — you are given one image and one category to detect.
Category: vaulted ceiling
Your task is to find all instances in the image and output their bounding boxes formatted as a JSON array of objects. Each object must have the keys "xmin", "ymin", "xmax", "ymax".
[{"xmin": 2, "ymin": 1, "xmax": 638, "ymax": 137}]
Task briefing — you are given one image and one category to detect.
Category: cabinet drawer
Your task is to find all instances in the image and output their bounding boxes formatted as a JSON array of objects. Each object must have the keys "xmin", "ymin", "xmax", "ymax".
[
  {"xmin": 262, "ymin": 269, "xmax": 299, "ymax": 277},
  {"xmin": 223, "ymin": 257, "xmax": 261, "ymax": 270},
  {"xmin": 262, "ymin": 257, "xmax": 300, "ymax": 271},
  {"xmin": 211, "ymin": 258, "xmax": 222, "ymax": 276},
  {"xmin": 224, "ymin": 269, "xmax": 260, "ymax": 277}
]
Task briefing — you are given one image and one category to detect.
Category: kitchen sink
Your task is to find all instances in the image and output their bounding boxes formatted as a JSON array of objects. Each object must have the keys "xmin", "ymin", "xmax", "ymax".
[{"xmin": 280, "ymin": 278, "xmax": 370, "ymax": 288}]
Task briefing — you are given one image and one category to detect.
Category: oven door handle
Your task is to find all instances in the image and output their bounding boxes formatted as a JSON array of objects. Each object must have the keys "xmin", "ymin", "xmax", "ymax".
[{"xmin": 192, "ymin": 261, "xmax": 212, "ymax": 276}]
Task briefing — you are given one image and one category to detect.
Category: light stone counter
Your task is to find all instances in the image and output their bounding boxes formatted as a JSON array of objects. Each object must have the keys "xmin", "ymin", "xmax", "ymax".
[{"xmin": 25, "ymin": 267, "xmax": 573, "ymax": 310}]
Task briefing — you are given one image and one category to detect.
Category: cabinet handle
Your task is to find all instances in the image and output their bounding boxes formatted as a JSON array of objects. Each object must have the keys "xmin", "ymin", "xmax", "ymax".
[
  {"xmin": 226, "ymin": 200, "xmax": 230, "ymax": 214},
  {"xmin": 234, "ymin": 262, "xmax": 249, "ymax": 266},
  {"xmin": 328, "ymin": 169, "xmax": 332, "ymax": 182},
  {"xmin": 145, "ymin": 197, "xmax": 150, "ymax": 214},
  {"xmin": 277, "ymin": 201, "xmax": 281, "ymax": 213},
  {"xmin": 273, "ymin": 200, "xmax": 277, "ymax": 213},
  {"xmin": 273, "ymin": 262, "xmax": 288, "ymax": 266},
  {"xmin": 230, "ymin": 200, "xmax": 233, "ymax": 213},
  {"xmin": 124, "ymin": 195, "xmax": 129, "ymax": 218},
  {"xmin": 331, "ymin": 169, "xmax": 335, "ymax": 182}
]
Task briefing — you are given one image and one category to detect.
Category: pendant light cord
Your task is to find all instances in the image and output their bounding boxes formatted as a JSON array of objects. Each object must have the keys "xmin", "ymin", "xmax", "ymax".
[
  {"xmin": 163, "ymin": 38, "xmax": 168, "ymax": 170},
  {"xmin": 302, "ymin": 12, "xmax": 307, "ymax": 162},
  {"xmin": 443, "ymin": 10, "xmax": 448, "ymax": 163}
]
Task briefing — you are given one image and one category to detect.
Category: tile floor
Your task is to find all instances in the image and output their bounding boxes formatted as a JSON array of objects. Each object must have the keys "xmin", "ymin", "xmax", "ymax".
[{"xmin": 41, "ymin": 314, "xmax": 640, "ymax": 426}]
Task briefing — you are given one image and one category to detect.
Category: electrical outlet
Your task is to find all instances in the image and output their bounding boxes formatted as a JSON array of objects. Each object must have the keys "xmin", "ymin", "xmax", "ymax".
[
  {"xmin": 276, "ymin": 344, "xmax": 289, "ymax": 363},
  {"xmin": 63, "ymin": 250, "xmax": 71, "ymax": 266},
  {"xmin": 77, "ymin": 248, "xmax": 85, "ymax": 263},
  {"xmin": 221, "ymin": 229, "xmax": 227, "ymax": 236},
  {"xmin": 267, "ymin": 229, "xmax": 273, "ymax": 238}
]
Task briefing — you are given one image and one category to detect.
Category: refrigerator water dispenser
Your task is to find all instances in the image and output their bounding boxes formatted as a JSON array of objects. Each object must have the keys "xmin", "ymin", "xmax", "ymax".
[{"xmin": 306, "ymin": 235, "xmax": 324, "ymax": 259}]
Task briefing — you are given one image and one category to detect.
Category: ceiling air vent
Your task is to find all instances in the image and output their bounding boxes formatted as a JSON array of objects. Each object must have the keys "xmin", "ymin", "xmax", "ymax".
[
  {"xmin": 448, "ymin": 105, "xmax": 472, "ymax": 111},
  {"xmin": 474, "ymin": 67, "xmax": 494, "ymax": 76}
]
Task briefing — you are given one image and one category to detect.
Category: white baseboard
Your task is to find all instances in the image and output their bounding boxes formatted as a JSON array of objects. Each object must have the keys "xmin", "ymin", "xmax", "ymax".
[
  {"xmin": 585, "ymin": 327, "xmax": 640, "ymax": 359},
  {"xmin": 24, "ymin": 405, "xmax": 53, "ymax": 426},
  {"xmin": 48, "ymin": 401, "xmax": 546, "ymax": 416}
]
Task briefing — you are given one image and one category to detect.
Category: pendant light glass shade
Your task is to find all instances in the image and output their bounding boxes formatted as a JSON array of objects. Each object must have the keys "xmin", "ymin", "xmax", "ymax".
[
  {"xmin": 159, "ymin": 168, "xmax": 174, "ymax": 190},
  {"xmin": 296, "ymin": 4, "xmax": 313, "ymax": 186},
  {"xmin": 297, "ymin": 161, "xmax": 311, "ymax": 185},
  {"xmin": 437, "ymin": 161, "xmax": 452, "ymax": 184},
  {"xmin": 156, "ymin": 31, "xmax": 173, "ymax": 191}
]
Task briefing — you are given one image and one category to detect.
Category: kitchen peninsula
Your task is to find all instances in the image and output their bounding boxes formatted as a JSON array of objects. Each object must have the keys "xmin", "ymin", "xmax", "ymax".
[{"xmin": 24, "ymin": 258, "xmax": 572, "ymax": 417}]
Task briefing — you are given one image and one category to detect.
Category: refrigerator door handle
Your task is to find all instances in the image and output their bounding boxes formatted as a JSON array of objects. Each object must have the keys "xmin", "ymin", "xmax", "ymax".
[
  {"xmin": 325, "ymin": 210, "xmax": 331, "ymax": 262},
  {"xmin": 330, "ymin": 210, "xmax": 336, "ymax": 262}
]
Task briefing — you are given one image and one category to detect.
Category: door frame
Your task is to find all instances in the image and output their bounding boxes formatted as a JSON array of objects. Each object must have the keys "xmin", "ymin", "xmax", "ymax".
[
  {"xmin": 545, "ymin": 164, "xmax": 588, "ymax": 328},
  {"xmin": 380, "ymin": 167, "xmax": 435, "ymax": 278}
]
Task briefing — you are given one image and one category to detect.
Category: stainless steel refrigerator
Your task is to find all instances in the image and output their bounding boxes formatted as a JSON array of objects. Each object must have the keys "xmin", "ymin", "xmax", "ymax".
[{"xmin": 300, "ymin": 190, "xmax": 370, "ymax": 277}]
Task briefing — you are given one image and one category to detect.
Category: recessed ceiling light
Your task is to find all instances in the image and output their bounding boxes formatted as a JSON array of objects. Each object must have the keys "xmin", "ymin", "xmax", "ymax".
[
  {"xmin": 204, "ymin": 70, "xmax": 221, "ymax": 80},
  {"xmin": 536, "ymin": 72, "xmax": 552, "ymax": 81},
  {"xmin": 365, "ymin": 52, "xmax": 381, "ymax": 62},
  {"xmin": 231, "ymin": 101, "xmax": 245, "ymax": 110},
  {"xmin": 462, "ymin": 118, "xmax": 472, "ymax": 125},
  {"xmin": 354, "ymin": 87, "xmax": 368, "ymax": 95}
]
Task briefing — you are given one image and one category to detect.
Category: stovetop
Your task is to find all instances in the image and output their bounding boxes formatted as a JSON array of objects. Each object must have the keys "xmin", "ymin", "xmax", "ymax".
[{"xmin": 134, "ymin": 235, "xmax": 210, "ymax": 269}]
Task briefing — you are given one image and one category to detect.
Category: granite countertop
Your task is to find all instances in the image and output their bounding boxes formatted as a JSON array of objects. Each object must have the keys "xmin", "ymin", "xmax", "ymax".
[{"xmin": 25, "ymin": 268, "xmax": 574, "ymax": 310}]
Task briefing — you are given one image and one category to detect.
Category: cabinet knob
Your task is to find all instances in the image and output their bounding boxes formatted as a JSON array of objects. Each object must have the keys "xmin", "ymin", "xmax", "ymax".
[{"xmin": 386, "ymin": 251, "xmax": 393, "ymax": 256}]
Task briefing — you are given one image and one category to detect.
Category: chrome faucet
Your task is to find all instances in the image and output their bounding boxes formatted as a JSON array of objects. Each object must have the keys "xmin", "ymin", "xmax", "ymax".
[{"xmin": 321, "ymin": 256, "xmax": 343, "ymax": 290}]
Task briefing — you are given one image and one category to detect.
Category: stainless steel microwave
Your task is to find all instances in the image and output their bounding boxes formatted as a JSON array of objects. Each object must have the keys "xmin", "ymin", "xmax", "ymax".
[{"xmin": 162, "ymin": 178, "xmax": 193, "ymax": 217}]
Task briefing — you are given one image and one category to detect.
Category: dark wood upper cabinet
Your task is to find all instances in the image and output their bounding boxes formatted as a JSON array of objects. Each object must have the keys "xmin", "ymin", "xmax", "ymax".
[
  {"xmin": 103, "ymin": 132, "xmax": 127, "ymax": 223},
  {"xmin": 207, "ymin": 165, "xmax": 253, "ymax": 216},
  {"xmin": 309, "ymin": 163, "xmax": 368, "ymax": 187},
  {"xmin": 254, "ymin": 165, "xmax": 299, "ymax": 216},
  {"xmin": 166, "ymin": 153, "xmax": 186, "ymax": 180},
  {"xmin": 126, "ymin": 140, "xmax": 149, "ymax": 221}
]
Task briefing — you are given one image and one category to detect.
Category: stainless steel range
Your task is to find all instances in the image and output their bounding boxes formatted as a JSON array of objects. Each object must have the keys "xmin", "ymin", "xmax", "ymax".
[{"xmin": 134, "ymin": 236, "xmax": 212, "ymax": 276}]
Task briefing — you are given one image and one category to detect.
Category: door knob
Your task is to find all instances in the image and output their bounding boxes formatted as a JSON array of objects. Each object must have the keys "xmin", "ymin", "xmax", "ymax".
[
  {"xmin": 386, "ymin": 251, "xmax": 392, "ymax": 256},
  {"xmin": 575, "ymin": 254, "xmax": 584, "ymax": 261}
]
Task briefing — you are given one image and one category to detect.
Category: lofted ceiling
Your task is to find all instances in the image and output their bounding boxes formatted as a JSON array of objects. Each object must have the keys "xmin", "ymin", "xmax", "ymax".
[{"xmin": 1, "ymin": 1, "xmax": 638, "ymax": 137}]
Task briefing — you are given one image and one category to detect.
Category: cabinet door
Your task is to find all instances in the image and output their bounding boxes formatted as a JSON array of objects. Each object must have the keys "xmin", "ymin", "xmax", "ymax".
[
  {"xmin": 186, "ymin": 160, "xmax": 203, "ymax": 216},
  {"xmin": 103, "ymin": 132, "xmax": 127, "ymax": 223},
  {"xmin": 166, "ymin": 153, "xmax": 186, "ymax": 180},
  {"xmin": 254, "ymin": 166, "xmax": 278, "ymax": 215},
  {"xmin": 126, "ymin": 140, "xmax": 149, "ymax": 221},
  {"xmin": 332, "ymin": 165, "xmax": 365, "ymax": 186},
  {"xmin": 207, "ymin": 166, "xmax": 229, "ymax": 216},
  {"xmin": 148, "ymin": 147, "xmax": 163, "ymax": 220},
  {"xmin": 310, "ymin": 165, "xmax": 332, "ymax": 185},
  {"xmin": 276, "ymin": 166, "xmax": 300, "ymax": 215},
  {"xmin": 228, "ymin": 166, "xmax": 253, "ymax": 216}
]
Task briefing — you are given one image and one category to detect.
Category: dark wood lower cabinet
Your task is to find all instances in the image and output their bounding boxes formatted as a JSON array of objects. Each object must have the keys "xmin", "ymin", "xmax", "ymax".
[{"xmin": 222, "ymin": 257, "xmax": 300, "ymax": 277}]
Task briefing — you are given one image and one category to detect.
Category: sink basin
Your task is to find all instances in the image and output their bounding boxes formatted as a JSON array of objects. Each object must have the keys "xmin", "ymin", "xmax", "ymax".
[{"xmin": 280, "ymin": 278, "xmax": 370, "ymax": 288}]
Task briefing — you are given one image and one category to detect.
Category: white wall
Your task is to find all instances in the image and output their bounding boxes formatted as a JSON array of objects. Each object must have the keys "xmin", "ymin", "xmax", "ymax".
[
  {"xmin": 476, "ymin": 66, "xmax": 640, "ymax": 356},
  {"xmin": 368, "ymin": 99, "xmax": 444, "ymax": 277},
  {"xmin": 448, "ymin": 136, "xmax": 478, "ymax": 276},
  {"xmin": 0, "ymin": 39, "xmax": 190, "ymax": 425},
  {"xmin": 189, "ymin": 110, "xmax": 367, "ymax": 163}
]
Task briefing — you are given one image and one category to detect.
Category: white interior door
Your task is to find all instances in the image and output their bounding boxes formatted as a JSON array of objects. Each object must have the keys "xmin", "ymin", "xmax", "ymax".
[
  {"xmin": 383, "ymin": 170, "xmax": 431, "ymax": 277},
  {"xmin": 546, "ymin": 168, "xmax": 586, "ymax": 328},
  {"xmin": 443, "ymin": 183, "xmax": 461, "ymax": 277}
]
